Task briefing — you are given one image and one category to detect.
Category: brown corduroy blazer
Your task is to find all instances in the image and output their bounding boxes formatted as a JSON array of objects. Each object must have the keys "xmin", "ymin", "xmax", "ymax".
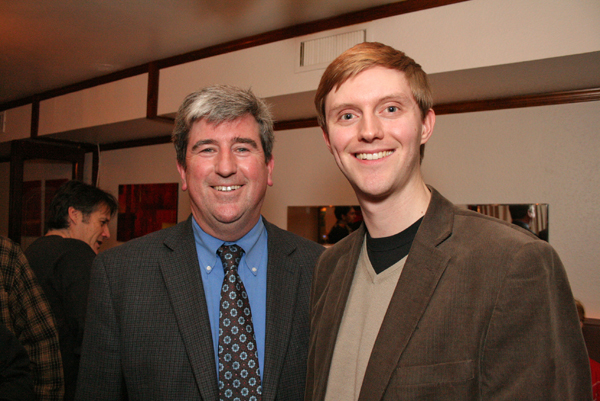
[{"xmin": 306, "ymin": 187, "xmax": 591, "ymax": 400}]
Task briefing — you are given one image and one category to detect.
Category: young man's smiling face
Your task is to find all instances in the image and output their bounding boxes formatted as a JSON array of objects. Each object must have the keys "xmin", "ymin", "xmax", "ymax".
[
  {"xmin": 177, "ymin": 114, "xmax": 274, "ymax": 241},
  {"xmin": 323, "ymin": 66, "xmax": 434, "ymax": 203}
]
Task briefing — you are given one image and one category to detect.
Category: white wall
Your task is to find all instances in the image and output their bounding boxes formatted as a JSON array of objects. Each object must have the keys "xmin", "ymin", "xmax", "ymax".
[
  {"xmin": 2, "ymin": 104, "xmax": 32, "ymax": 141},
  {"xmin": 88, "ymin": 100, "xmax": 599, "ymax": 317},
  {"xmin": 264, "ymin": 127, "xmax": 357, "ymax": 226},
  {"xmin": 39, "ymin": 74, "xmax": 148, "ymax": 136},
  {"xmin": 424, "ymin": 101, "xmax": 600, "ymax": 318}
]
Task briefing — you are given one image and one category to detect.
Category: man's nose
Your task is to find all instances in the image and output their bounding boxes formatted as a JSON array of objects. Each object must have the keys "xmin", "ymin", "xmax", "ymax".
[
  {"xmin": 358, "ymin": 113, "xmax": 384, "ymax": 143},
  {"xmin": 215, "ymin": 149, "xmax": 237, "ymax": 177},
  {"xmin": 103, "ymin": 225, "xmax": 111, "ymax": 239}
]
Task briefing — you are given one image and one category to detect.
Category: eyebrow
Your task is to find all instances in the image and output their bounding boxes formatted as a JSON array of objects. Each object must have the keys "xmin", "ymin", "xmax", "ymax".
[
  {"xmin": 233, "ymin": 137, "xmax": 259, "ymax": 149},
  {"xmin": 328, "ymin": 94, "xmax": 414, "ymax": 115},
  {"xmin": 189, "ymin": 137, "xmax": 259, "ymax": 152},
  {"xmin": 190, "ymin": 139, "xmax": 217, "ymax": 152}
]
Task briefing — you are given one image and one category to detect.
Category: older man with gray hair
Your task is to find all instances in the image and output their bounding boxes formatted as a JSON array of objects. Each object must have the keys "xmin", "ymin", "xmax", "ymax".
[{"xmin": 77, "ymin": 85, "xmax": 323, "ymax": 401}]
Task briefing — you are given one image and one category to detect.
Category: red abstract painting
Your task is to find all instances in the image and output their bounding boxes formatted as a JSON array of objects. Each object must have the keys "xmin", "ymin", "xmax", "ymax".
[{"xmin": 117, "ymin": 183, "xmax": 178, "ymax": 242}]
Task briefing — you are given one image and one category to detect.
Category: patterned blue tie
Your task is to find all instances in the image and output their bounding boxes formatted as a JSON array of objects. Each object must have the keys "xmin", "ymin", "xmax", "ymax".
[{"xmin": 217, "ymin": 244, "xmax": 262, "ymax": 401}]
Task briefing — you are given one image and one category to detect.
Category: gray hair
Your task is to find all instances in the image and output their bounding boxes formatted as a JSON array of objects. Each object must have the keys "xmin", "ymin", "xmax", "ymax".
[{"xmin": 172, "ymin": 85, "xmax": 274, "ymax": 169}]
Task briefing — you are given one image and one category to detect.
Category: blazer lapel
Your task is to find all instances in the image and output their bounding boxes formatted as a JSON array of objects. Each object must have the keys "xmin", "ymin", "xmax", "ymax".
[
  {"xmin": 261, "ymin": 221, "xmax": 300, "ymax": 401},
  {"xmin": 358, "ymin": 188, "xmax": 454, "ymax": 401},
  {"xmin": 160, "ymin": 216, "xmax": 219, "ymax": 401}
]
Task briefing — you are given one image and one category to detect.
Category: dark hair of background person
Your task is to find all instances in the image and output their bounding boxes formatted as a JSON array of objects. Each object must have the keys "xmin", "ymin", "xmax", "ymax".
[
  {"xmin": 334, "ymin": 206, "xmax": 351, "ymax": 221},
  {"xmin": 576, "ymin": 299, "xmax": 586, "ymax": 324},
  {"xmin": 46, "ymin": 181, "xmax": 118, "ymax": 232},
  {"xmin": 509, "ymin": 204, "xmax": 530, "ymax": 220}
]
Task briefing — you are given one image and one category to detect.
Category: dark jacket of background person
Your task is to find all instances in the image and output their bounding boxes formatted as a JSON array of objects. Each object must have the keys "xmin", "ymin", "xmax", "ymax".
[
  {"xmin": 25, "ymin": 236, "xmax": 95, "ymax": 401},
  {"xmin": 326, "ymin": 221, "xmax": 351, "ymax": 244},
  {"xmin": 0, "ymin": 322, "xmax": 35, "ymax": 401}
]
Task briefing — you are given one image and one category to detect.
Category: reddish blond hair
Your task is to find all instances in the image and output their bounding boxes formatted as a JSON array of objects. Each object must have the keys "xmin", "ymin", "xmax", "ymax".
[{"xmin": 315, "ymin": 41, "xmax": 433, "ymax": 130}]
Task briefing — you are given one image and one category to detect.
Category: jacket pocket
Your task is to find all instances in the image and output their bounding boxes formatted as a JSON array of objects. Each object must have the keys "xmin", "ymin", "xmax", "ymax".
[{"xmin": 391, "ymin": 359, "xmax": 475, "ymax": 386}]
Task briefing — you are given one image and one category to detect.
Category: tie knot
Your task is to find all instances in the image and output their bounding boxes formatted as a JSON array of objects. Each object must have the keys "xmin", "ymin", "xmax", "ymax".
[{"xmin": 217, "ymin": 244, "xmax": 244, "ymax": 274}]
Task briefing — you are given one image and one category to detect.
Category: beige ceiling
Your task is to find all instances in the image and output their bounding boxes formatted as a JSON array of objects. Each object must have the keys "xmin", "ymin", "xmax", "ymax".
[{"xmin": 0, "ymin": 0, "xmax": 401, "ymax": 105}]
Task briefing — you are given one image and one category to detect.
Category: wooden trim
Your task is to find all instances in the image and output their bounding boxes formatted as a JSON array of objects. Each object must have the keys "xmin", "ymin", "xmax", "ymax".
[
  {"xmin": 273, "ymin": 89, "xmax": 600, "ymax": 130},
  {"xmin": 94, "ymin": 87, "xmax": 600, "ymax": 151},
  {"xmin": 99, "ymin": 135, "xmax": 173, "ymax": 152},
  {"xmin": 435, "ymin": 88, "xmax": 600, "ymax": 115},
  {"xmin": 148, "ymin": 116, "xmax": 175, "ymax": 125},
  {"xmin": 274, "ymin": 118, "xmax": 319, "ymax": 131},
  {"xmin": 31, "ymin": 97, "xmax": 40, "ymax": 138},
  {"xmin": 147, "ymin": 62, "xmax": 159, "ymax": 119},
  {"xmin": 91, "ymin": 146, "xmax": 100, "ymax": 187},
  {"xmin": 8, "ymin": 141, "xmax": 25, "ymax": 242}
]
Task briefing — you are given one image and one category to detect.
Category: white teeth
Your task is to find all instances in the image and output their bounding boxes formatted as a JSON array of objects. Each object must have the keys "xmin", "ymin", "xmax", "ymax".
[
  {"xmin": 356, "ymin": 151, "xmax": 393, "ymax": 160},
  {"xmin": 214, "ymin": 185, "xmax": 241, "ymax": 192}
]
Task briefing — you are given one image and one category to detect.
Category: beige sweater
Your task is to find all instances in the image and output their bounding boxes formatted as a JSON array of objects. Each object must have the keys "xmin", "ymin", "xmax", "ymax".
[{"xmin": 325, "ymin": 237, "xmax": 407, "ymax": 400}]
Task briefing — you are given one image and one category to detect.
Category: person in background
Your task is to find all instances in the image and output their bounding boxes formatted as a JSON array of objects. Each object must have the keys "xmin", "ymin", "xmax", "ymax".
[
  {"xmin": 76, "ymin": 85, "xmax": 324, "ymax": 400},
  {"xmin": 305, "ymin": 41, "xmax": 591, "ymax": 400},
  {"xmin": 25, "ymin": 180, "xmax": 117, "ymax": 401},
  {"xmin": 0, "ymin": 321, "xmax": 35, "ymax": 401},
  {"xmin": 326, "ymin": 206, "xmax": 356, "ymax": 244},
  {"xmin": 509, "ymin": 204, "xmax": 536, "ymax": 234},
  {"xmin": 576, "ymin": 299, "xmax": 600, "ymax": 400},
  {"xmin": 0, "ymin": 235, "xmax": 63, "ymax": 400}
]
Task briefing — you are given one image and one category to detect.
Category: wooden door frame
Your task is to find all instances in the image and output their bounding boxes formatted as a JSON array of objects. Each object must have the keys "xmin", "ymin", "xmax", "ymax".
[{"xmin": 8, "ymin": 139, "xmax": 93, "ymax": 243}]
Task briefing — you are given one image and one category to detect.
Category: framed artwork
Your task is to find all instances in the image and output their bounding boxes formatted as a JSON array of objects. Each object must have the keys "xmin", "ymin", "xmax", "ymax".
[{"xmin": 117, "ymin": 183, "xmax": 178, "ymax": 242}]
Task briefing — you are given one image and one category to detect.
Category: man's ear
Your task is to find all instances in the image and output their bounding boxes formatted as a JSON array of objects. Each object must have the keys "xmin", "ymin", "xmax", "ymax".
[
  {"xmin": 68, "ymin": 207, "xmax": 82, "ymax": 226},
  {"xmin": 420, "ymin": 109, "xmax": 436, "ymax": 145},
  {"xmin": 176, "ymin": 162, "xmax": 188, "ymax": 191},
  {"xmin": 266, "ymin": 156, "xmax": 274, "ymax": 187},
  {"xmin": 322, "ymin": 128, "xmax": 333, "ymax": 154}
]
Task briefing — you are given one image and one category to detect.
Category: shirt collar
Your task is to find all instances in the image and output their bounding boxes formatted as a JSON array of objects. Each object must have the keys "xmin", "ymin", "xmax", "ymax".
[{"xmin": 192, "ymin": 216, "xmax": 267, "ymax": 276}]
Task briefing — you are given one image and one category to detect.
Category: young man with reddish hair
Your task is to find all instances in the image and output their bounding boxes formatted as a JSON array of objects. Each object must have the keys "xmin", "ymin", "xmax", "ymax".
[{"xmin": 306, "ymin": 42, "xmax": 591, "ymax": 400}]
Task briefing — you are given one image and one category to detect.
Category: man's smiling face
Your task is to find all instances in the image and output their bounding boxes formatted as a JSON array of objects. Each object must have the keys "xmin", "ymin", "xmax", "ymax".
[
  {"xmin": 177, "ymin": 114, "xmax": 274, "ymax": 240},
  {"xmin": 323, "ymin": 66, "xmax": 434, "ymax": 202}
]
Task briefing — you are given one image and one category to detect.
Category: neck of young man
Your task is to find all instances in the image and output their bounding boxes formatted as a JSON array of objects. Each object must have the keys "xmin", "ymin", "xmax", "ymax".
[{"xmin": 358, "ymin": 178, "xmax": 431, "ymax": 239}]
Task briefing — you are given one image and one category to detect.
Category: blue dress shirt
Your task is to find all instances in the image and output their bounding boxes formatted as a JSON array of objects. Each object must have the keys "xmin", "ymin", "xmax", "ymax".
[{"xmin": 192, "ymin": 217, "xmax": 268, "ymax": 381}]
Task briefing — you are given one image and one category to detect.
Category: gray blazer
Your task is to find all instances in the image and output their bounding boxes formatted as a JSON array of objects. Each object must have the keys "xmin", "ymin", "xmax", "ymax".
[
  {"xmin": 306, "ymin": 188, "xmax": 591, "ymax": 400},
  {"xmin": 76, "ymin": 216, "xmax": 323, "ymax": 400}
]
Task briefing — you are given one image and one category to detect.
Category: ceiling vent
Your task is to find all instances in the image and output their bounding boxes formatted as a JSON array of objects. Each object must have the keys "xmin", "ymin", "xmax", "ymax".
[{"xmin": 297, "ymin": 29, "xmax": 366, "ymax": 72}]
